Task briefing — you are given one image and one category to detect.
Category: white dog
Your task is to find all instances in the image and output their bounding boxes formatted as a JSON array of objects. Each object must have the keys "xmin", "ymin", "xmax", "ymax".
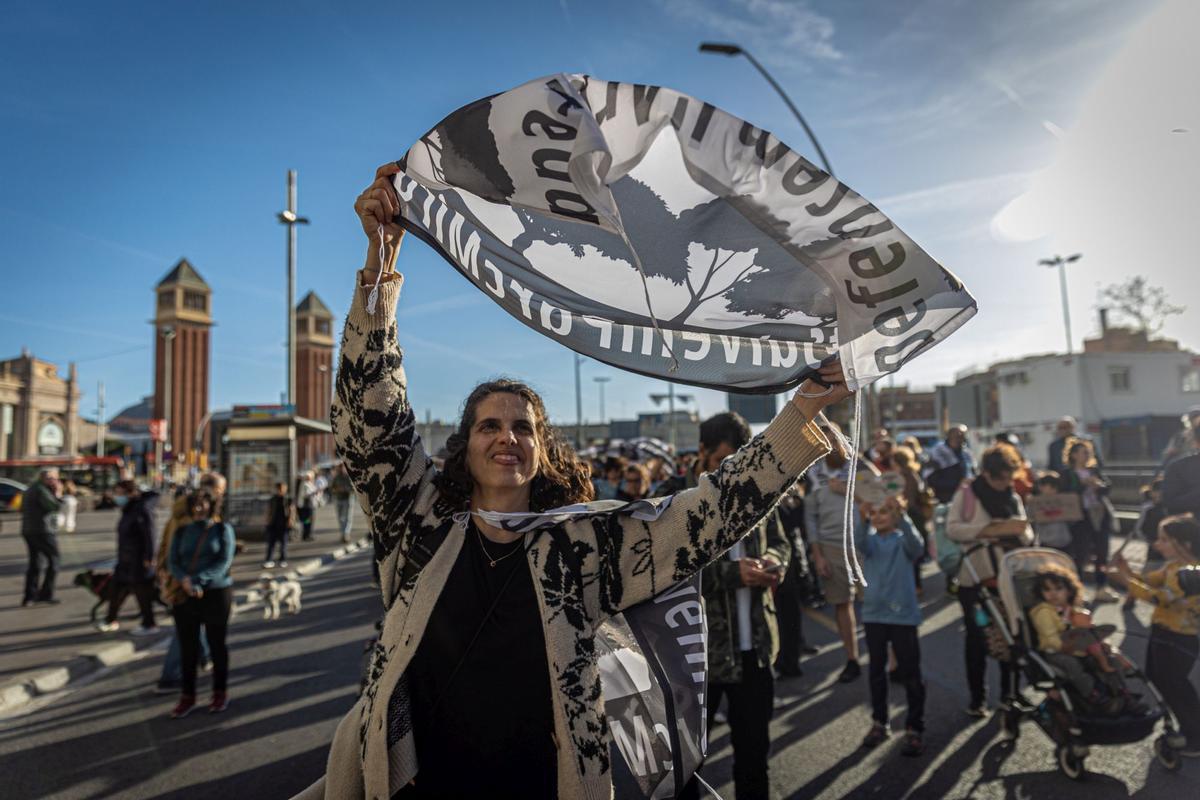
[{"xmin": 258, "ymin": 573, "xmax": 303, "ymax": 620}]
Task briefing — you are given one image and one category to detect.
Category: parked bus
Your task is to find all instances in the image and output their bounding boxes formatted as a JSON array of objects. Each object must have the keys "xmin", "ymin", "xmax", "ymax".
[{"xmin": 0, "ymin": 455, "xmax": 125, "ymax": 505}]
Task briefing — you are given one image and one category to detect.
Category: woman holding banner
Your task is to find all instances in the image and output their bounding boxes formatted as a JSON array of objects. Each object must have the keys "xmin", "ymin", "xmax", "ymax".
[{"xmin": 296, "ymin": 165, "xmax": 849, "ymax": 800}]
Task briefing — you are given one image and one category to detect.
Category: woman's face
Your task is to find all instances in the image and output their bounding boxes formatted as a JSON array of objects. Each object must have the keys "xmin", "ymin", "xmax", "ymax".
[
  {"xmin": 191, "ymin": 496, "xmax": 212, "ymax": 519},
  {"xmin": 1068, "ymin": 446, "xmax": 1088, "ymax": 468},
  {"xmin": 623, "ymin": 470, "xmax": 645, "ymax": 498},
  {"xmin": 466, "ymin": 392, "xmax": 541, "ymax": 497},
  {"xmin": 984, "ymin": 469, "xmax": 1014, "ymax": 492}
]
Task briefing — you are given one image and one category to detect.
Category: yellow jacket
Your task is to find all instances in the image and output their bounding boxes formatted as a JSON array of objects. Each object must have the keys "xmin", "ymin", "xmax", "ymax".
[
  {"xmin": 1128, "ymin": 561, "xmax": 1200, "ymax": 636},
  {"xmin": 1029, "ymin": 601, "xmax": 1068, "ymax": 652}
]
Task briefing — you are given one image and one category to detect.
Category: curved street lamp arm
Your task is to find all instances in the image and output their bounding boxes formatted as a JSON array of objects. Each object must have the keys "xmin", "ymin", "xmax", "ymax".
[{"xmin": 738, "ymin": 50, "xmax": 836, "ymax": 177}]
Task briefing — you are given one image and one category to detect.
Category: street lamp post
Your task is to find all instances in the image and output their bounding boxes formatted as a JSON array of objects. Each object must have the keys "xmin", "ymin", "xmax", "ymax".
[
  {"xmin": 1038, "ymin": 253, "xmax": 1082, "ymax": 354},
  {"xmin": 574, "ymin": 353, "xmax": 584, "ymax": 448},
  {"xmin": 277, "ymin": 170, "xmax": 310, "ymax": 409},
  {"xmin": 161, "ymin": 326, "xmax": 176, "ymax": 487},
  {"xmin": 650, "ymin": 387, "xmax": 695, "ymax": 452},
  {"xmin": 593, "ymin": 376, "xmax": 611, "ymax": 424},
  {"xmin": 699, "ymin": 42, "xmax": 836, "ymax": 176},
  {"xmin": 700, "ymin": 41, "xmax": 863, "ymax": 427}
]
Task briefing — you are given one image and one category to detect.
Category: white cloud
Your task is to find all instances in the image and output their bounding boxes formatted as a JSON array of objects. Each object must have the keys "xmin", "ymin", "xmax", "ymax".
[{"xmin": 657, "ymin": 0, "xmax": 842, "ymax": 68}]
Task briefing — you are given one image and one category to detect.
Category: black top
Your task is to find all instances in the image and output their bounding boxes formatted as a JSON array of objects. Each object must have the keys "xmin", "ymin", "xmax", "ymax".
[
  {"xmin": 115, "ymin": 494, "xmax": 158, "ymax": 583},
  {"xmin": 398, "ymin": 521, "xmax": 557, "ymax": 800},
  {"xmin": 267, "ymin": 494, "xmax": 290, "ymax": 531}
]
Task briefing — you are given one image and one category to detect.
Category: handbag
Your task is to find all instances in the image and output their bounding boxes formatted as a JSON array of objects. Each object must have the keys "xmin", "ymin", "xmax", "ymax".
[{"xmin": 166, "ymin": 522, "xmax": 215, "ymax": 606}]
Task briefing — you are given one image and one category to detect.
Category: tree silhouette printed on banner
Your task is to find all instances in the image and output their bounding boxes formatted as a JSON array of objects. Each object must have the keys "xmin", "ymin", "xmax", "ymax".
[{"xmin": 510, "ymin": 176, "xmax": 835, "ymax": 340}]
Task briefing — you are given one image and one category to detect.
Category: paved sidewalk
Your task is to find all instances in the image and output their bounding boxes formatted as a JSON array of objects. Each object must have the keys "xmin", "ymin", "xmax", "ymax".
[{"xmin": 0, "ymin": 500, "xmax": 370, "ymax": 709}]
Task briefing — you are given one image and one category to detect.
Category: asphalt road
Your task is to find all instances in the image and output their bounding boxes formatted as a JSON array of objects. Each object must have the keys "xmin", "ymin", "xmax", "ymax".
[
  {"xmin": 3, "ymin": 544, "xmax": 1198, "ymax": 799},
  {"xmin": 0, "ymin": 548, "xmax": 382, "ymax": 800}
]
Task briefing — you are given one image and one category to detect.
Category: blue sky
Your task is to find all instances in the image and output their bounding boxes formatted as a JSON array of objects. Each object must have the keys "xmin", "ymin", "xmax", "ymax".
[{"xmin": 2, "ymin": 0, "xmax": 1194, "ymax": 427}]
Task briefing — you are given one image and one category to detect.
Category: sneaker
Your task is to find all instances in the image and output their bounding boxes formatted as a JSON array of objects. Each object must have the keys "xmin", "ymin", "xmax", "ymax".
[
  {"xmin": 155, "ymin": 681, "xmax": 180, "ymax": 695},
  {"xmin": 1093, "ymin": 588, "xmax": 1119, "ymax": 604},
  {"xmin": 862, "ymin": 723, "xmax": 890, "ymax": 749},
  {"xmin": 964, "ymin": 704, "xmax": 989, "ymax": 718},
  {"xmin": 130, "ymin": 626, "xmax": 161, "ymax": 637},
  {"xmin": 96, "ymin": 621, "xmax": 120, "ymax": 633},
  {"xmin": 278, "ymin": 561, "xmax": 288, "ymax": 568},
  {"xmin": 209, "ymin": 691, "xmax": 228, "ymax": 713},
  {"xmin": 200, "ymin": 660, "xmax": 213, "ymax": 673},
  {"xmin": 262, "ymin": 560, "xmax": 276, "ymax": 569},
  {"xmin": 170, "ymin": 695, "xmax": 197, "ymax": 718},
  {"xmin": 901, "ymin": 730, "xmax": 925, "ymax": 757},
  {"xmin": 837, "ymin": 660, "xmax": 862, "ymax": 683}
]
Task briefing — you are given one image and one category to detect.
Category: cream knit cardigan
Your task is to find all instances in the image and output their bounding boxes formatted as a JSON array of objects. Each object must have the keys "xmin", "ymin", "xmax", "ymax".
[{"xmin": 295, "ymin": 272, "xmax": 829, "ymax": 800}]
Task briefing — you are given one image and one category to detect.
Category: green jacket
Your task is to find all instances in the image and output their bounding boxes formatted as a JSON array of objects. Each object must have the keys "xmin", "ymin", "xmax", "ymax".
[
  {"xmin": 658, "ymin": 470, "xmax": 792, "ymax": 683},
  {"xmin": 21, "ymin": 482, "xmax": 61, "ymax": 537}
]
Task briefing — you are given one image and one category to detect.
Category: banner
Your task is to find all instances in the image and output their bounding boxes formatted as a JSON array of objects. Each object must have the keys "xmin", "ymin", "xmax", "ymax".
[
  {"xmin": 477, "ymin": 499, "xmax": 706, "ymax": 798},
  {"xmin": 393, "ymin": 74, "xmax": 977, "ymax": 393}
]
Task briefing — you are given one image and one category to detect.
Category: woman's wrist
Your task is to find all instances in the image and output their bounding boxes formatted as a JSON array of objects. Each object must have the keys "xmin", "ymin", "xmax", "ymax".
[{"xmin": 790, "ymin": 395, "xmax": 826, "ymax": 424}]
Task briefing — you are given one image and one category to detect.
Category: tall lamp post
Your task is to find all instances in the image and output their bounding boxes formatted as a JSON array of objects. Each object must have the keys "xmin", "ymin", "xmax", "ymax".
[
  {"xmin": 699, "ymin": 42, "xmax": 836, "ymax": 175},
  {"xmin": 699, "ymin": 41, "xmax": 860, "ymax": 425},
  {"xmin": 1038, "ymin": 253, "xmax": 1082, "ymax": 354},
  {"xmin": 277, "ymin": 170, "xmax": 310, "ymax": 409},
  {"xmin": 650, "ymin": 387, "xmax": 695, "ymax": 452},
  {"xmin": 593, "ymin": 376, "xmax": 611, "ymax": 425},
  {"xmin": 161, "ymin": 326, "xmax": 176, "ymax": 487},
  {"xmin": 574, "ymin": 353, "xmax": 584, "ymax": 447}
]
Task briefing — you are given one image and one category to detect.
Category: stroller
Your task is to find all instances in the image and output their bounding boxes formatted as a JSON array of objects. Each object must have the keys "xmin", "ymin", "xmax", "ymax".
[{"xmin": 962, "ymin": 545, "xmax": 1185, "ymax": 779}]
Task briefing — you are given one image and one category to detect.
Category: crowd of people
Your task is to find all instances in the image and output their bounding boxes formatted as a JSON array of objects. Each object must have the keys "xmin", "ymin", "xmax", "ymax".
[
  {"xmin": 573, "ymin": 405, "xmax": 1200, "ymax": 795},
  {"xmin": 14, "ymin": 457, "xmax": 367, "ymax": 721}
]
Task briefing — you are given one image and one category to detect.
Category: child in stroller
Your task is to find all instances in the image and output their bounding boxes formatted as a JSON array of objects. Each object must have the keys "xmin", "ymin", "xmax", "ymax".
[
  {"xmin": 981, "ymin": 547, "xmax": 1185, "ymax": 779},
  {"xmin": 1029, "ymin": 564, "xmax": 1134, "ymax": 715}
]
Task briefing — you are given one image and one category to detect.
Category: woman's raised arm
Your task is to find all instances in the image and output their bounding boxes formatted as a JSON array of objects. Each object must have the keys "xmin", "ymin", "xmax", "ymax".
[
  {"xmin": 587, "ymin": 369, "xmax": 846, "ymax": 616},
  {"xmin": 331, "ymin": 165, "xmax": 438, "ymax": 609}
]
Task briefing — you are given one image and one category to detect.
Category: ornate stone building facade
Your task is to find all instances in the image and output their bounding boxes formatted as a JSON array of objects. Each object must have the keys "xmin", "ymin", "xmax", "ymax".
[
  {"xmin": 153, "ymin": 259, "xmax": 212, "ymax": 462},
  {"xmin": 0, "ymin": 349, "xmax": 81, "ymax": 459},
  {"xmin": 295, "ymin": 291, "xmax": 334, "ymax": 468}
]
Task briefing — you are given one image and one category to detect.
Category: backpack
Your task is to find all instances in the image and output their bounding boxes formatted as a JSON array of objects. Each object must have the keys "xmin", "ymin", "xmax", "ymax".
[{"xmin": 933, "ymin": 502, "xmax": 960, "ymax": 576}]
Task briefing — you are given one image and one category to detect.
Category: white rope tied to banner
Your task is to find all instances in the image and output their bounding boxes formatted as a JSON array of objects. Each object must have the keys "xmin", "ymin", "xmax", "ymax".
[
  {"xmin": 829, "ymin": 390, "xmax": 867, "ymax": 587},
  {"xmin": 366, "ymin": 225, "xmax": 387, "ymax": 315}
]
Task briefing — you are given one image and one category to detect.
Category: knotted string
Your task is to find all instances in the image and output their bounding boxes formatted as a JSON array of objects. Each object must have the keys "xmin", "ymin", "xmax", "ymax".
[{"xmin": 366, "ymin": 224, "xmax": 386, "ymax": 316}]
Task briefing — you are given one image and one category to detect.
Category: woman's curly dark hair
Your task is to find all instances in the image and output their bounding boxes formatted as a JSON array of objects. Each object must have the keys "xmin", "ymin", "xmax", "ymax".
[{"xmin": 433, "ymin": 378, "xmax": 594, "ymax": 513}]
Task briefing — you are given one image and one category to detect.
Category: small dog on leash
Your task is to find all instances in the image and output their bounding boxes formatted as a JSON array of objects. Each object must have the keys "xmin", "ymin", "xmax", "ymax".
[
  {"xmin": 258, "ymin": 573, "xmax": 302, "ymax": 620},
  {"xmin": 74, "ymin": 568, "xmax": 115, "ymax": 621}
]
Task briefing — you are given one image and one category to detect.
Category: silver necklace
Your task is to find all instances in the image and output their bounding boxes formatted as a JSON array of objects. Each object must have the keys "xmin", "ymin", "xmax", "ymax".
[{"xmin": 476, "ymin": 525, "xmax": 522, "ymax": 568}]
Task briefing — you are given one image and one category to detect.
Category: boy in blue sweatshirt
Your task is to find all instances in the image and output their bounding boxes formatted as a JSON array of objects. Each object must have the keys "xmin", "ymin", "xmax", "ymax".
[{"xmin": 855, "ymin": 494, "xmax": 926, "ymax": 756}]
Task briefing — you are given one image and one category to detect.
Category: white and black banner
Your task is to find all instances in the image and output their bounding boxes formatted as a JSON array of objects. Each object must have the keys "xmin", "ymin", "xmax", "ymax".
[
  {"xmin": 474, "ymin": 499, "xmax": 705, "ymax": 798},
  {"xmin": 393, "ymin": 74, "xmax": 977, "ymax": 392}
]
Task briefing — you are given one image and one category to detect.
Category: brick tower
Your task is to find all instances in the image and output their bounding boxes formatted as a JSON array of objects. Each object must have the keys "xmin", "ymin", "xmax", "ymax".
[
  {"xmin": 154, "ymin": 259, "xmax": 212, "ymax": 464},
  {"xmin": 296, "ymin": 291, "xmax": 334, "ymax": 468}
]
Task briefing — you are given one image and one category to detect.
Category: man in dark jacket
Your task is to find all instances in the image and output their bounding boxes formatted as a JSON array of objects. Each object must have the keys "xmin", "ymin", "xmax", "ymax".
[
  {"xmin": 21, "ymin": 468, "xmax": 62, "ymax": 605},
  {"xmin": 1163, "ymin": 425, "xmax": 1200, "ymax": 519},
  {"xmin": 664, "ymin": 412, "xmax": 791, "ymax": 800},
  {"xmin": 99, "ymin": 480, "xmax": 160, "ymax": 633}
]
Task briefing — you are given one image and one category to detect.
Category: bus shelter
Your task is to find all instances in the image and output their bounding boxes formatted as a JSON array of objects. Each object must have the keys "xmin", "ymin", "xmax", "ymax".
[{"xmin": 219, "ymin": 405, "xmax": 331, "ymax": 540}]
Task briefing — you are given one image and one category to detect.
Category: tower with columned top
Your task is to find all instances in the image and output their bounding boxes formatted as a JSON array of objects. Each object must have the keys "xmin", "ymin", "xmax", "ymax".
[{"xmin": 153, "ymin": 259, "xmax": 212, "ymax": 464}]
